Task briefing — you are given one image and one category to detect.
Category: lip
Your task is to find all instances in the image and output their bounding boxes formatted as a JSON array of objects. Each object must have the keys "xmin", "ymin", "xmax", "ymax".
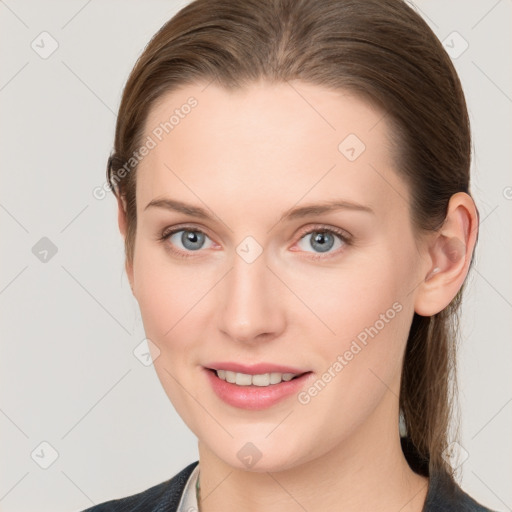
[
  {"xmin": 203, "ymin": 366, "xmax": 314, "ymax": 410},
  {"xmin": 205, "ymin": 361, "xmax": 308, "ymax": 374}
]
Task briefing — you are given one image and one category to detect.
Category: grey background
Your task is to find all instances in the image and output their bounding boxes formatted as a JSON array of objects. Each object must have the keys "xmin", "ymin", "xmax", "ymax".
[{"xmin": 0, "ymin": 1, "xmax": 510, "ymax": 511}]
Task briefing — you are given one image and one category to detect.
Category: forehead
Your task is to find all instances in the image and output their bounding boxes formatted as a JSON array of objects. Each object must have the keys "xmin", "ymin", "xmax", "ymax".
[{"xmin": 137, "ymin": 80, "xmax": 408, "ymax": 222}]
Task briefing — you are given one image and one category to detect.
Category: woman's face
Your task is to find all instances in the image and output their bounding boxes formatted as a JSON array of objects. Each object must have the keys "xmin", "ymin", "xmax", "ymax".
[{"xmin": 126, "ymin": 81, "xmax": 429, "ymax": 472}]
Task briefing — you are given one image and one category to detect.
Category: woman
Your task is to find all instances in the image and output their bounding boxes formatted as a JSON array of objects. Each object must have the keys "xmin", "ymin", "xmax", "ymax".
[{"xmin": 82, "ymin": 0, "xmax": 497, "ymax": 510}]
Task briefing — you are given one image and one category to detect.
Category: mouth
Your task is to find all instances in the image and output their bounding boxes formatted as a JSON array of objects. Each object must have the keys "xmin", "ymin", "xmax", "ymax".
[
  {"xmin": 202, "ymin": 361, "xmax": 315, "ymax": 410},
  {"xmin": 203, "ymin": 365, "xmax": 314, "ymax": 410},
  {"xmin": 206, "ymin": 368, "xmax": 308, "ymax": 387}
]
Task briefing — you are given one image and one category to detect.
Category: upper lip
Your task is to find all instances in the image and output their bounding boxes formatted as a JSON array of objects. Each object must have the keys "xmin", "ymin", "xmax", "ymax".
[{"xmin": 206, "ymin": 362, "xmax": 309, "ymax": 375}]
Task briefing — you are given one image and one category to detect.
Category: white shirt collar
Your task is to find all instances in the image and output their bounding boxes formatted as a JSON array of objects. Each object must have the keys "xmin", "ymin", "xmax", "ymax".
[{"xmin": 176, "ymin": 463, "xmax": 200, "ymax": 512}]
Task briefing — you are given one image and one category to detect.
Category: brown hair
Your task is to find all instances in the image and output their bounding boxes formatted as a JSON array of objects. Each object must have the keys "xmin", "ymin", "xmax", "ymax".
[{"xmin": 107, "ymin": 0, "xmax": 475, "ymax": 477}]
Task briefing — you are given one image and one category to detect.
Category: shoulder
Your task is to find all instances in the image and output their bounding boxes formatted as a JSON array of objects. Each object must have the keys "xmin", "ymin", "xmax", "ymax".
[
  {"xmin": 424, "ymin": 469, "xmax": 498, "ymax": 512},
  {"xmin": 78, "ymin": 460, "xmax": 199, "ymax": 512}
]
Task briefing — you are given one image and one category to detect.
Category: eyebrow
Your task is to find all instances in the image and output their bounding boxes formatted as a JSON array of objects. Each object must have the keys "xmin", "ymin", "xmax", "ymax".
[{"xmin": 144, "ymin": 197, "xmax": 374, "ymax": 221}]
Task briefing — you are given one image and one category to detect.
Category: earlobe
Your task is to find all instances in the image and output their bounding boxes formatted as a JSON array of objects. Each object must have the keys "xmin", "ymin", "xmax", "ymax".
[{"xmin": 414, "ymin": 192, "xmax": 478, "ymax": 317}]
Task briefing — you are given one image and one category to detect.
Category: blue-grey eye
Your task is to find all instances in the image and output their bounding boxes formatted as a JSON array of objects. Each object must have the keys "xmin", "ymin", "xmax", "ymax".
[
  {"xmin": 169, "ymin": 230, "xmax": 212, "ymax": 251},
  {"xmin": 297, "ymin": 230, "xmax": 344, "ymax": 254}
]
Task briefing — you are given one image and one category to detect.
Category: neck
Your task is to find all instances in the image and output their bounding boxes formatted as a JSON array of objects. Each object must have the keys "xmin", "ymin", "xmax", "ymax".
[{"xmin": 196, "ymin": 399, "xmax": 429, "ymax": 512}]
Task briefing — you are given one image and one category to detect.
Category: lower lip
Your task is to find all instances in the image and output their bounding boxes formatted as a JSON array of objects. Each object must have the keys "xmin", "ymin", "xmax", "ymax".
[{"xmin": 204, "ymin": 368, "xmax": 313, "ymax": 410}]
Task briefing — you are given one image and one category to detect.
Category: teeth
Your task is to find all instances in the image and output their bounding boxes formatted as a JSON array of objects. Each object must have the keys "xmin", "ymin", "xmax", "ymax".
[
  {"xmin": 236, "ymin": 372, "xmax": 252, "ymax": 386},
  {"xmin": 215, "ymin": 370, "xmax": 299, "ymax": 386}
]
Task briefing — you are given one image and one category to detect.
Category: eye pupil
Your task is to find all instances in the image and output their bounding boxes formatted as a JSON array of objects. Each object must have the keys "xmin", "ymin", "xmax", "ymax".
[
  {"xmin": 311, "ymin": 231, "xmax": 334, "ymax": 253},
  {"xmin": 182, "ymin": 230, "xmax": 205, "ymax": 250}
]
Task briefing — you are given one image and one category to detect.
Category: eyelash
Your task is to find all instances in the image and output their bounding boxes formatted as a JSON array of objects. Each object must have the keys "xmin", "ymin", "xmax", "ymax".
[{"xmin": 157, "ymin": 224, "xmax": 352, "ymax": 260}]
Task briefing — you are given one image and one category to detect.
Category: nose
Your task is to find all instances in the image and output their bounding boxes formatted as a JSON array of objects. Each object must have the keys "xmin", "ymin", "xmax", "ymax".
[{"xmin": 217, "ymin": 250, "xmax": 286, "ymax": 345}]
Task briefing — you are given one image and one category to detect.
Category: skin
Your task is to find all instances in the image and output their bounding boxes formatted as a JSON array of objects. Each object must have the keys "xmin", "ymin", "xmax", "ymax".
[{"xmin": 117, "ymin": 80, "xmax": 478, "ymax": 512}]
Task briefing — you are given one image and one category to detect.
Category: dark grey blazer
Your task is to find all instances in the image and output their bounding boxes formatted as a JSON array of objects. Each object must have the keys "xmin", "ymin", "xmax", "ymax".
[{"xmin": 79, "ymin": 459, "xmax": 497, "ymax": 512}]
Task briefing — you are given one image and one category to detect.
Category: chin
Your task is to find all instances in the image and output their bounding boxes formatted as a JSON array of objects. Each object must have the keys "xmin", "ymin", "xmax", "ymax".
[{"xmin": 206, "ymin": 437, "xmax": 309, "ymax": 474}]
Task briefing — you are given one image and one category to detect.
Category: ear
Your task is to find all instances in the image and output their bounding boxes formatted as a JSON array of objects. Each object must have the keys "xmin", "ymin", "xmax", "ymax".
[
  {"xmin": 116, "ymin": 195, "xmax": 135, "ymax": 294},
  {"xmin": 414, "ymin": 192, "xmax": 478, "ymax": 316}
]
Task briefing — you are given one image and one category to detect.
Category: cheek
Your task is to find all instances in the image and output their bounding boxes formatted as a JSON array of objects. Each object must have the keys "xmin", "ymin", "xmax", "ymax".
[
  {"xmin": 289, "ymin": 248, "xmax": 413, "ymax": 399},
  {"xmin": 285, "ymin": 252, "xmax": 408, "ymax": 341},
  {"xmin": 293, "ymin": 265, "xmax": 410, "ymax": 443},
  {"xmin": 134, "ymin": 261, "xmax": 176, "ymax": 339},
  {"xmin": 132, "ymin": 246, "xmax": 211, "ymax": 424},
  {"xmin": 133, "ymin": 242, "xmax": 214, "ymax": 339}
]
